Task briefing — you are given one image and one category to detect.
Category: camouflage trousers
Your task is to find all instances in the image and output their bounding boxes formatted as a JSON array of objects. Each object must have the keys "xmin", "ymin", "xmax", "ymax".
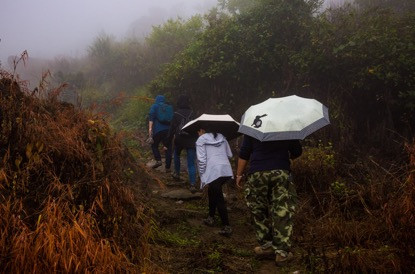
[{"xmin": 244, "ymin": 169, "xmax": 297, "ymax": 254}]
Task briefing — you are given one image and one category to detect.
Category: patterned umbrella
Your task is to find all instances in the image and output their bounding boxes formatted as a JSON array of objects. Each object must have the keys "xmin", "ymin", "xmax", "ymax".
[{"xmin": 238, "ymin": 95, "xmax": 330, "ymax": 141}]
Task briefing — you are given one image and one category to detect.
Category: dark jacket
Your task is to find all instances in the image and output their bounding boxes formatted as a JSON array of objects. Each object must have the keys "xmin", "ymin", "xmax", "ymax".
[
  {"xmin": 167, "ymin": 108, "xmax": 197, "ymax": 148},
  {"xmin": 239, "ymin": 135, "xmax": 302, "ymax": 174}
]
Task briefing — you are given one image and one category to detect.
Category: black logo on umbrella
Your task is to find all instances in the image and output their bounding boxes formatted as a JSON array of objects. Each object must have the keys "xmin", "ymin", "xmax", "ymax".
[{"xmin": 252, "ymin": 114, "xmax": 267, "ymax": 128}]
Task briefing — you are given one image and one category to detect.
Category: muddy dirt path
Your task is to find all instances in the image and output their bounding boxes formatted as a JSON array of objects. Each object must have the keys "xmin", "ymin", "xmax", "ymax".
[{"xmin": 141, "ymin": 161, "xmax": 304, "ymax": 273}]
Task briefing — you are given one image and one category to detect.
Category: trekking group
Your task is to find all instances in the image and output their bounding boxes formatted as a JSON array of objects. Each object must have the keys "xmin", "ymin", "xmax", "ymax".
[{"xmin": 147, "ymin": 93, "xmax": 303, "ymax": 266}]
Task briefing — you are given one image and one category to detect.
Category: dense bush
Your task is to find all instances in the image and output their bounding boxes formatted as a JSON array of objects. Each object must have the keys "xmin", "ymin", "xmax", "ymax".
[{"xmin": 0, "ymin": 72, "xmax": 154, "ymax": 272}]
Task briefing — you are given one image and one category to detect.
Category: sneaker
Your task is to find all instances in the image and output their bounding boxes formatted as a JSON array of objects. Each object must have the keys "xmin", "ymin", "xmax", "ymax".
[
  {"xmin": 151, "ymin": 160, "xmax": 162, "ymax": 169},
  {"xmin": 171, "ymin": 171, "xmax": 181, "ymax": 181},
  {"xmin": 218, "ymin": 225, "xmax": 232, "ymax": 237},
  {"xmin": 203, "ymin": 216, "xmax": 215, "ymax": 226},
  {"xmin": 275, "ymin": 252, "xmax": 294, "ymax": 266},
  {"xmin": 254, "ymin": 242, "xmax": 274, "ymax": 256},
  {"xmin": 189, "ymin": 186, "xmax": 197, "ymax": 194}
]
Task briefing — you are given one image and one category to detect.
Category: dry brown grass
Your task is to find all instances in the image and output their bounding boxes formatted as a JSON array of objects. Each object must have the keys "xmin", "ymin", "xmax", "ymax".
[
  {"xmin": 292, "ymin": 140, "xmax": 415, "ymax": 272},
  {"xmin": 0, "ymin": 71, "xmax": 155, "ymax": 272},
  {"xmin": 0, "ymin": 197, "xmax": 132, "ymax": 272}
]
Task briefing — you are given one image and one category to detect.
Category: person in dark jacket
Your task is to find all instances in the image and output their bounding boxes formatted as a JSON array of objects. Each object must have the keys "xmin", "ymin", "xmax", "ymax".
[
  {"xmin": 148, "ymin": 95, "xmax": 172, "ymax": 170},
  {"xmin": 166, "ymin": 94, "xmax": 198, "ymax": 192},
  {"xmin": 235, "ymin": 135, "xmax": 302, "ymax": 266}
]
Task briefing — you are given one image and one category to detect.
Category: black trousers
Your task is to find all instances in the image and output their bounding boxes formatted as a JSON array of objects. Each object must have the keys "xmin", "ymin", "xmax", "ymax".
[
  {"xmin": 208, "ymin": 176, "xmax": 231, "ymax": 226},
  {"xmin": 151, "ymin": 129, "xmax": 172, "ymax": 168}
]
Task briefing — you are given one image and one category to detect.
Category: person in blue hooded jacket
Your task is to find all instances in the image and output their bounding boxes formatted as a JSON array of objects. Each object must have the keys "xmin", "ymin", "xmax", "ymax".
[
  {"xmin": 196, "ymin": 125, "xmax": 233, "ymax": 237},
  {"xmin": 148, "ymin": 95, "xmax": 172, "ymax": 170}
]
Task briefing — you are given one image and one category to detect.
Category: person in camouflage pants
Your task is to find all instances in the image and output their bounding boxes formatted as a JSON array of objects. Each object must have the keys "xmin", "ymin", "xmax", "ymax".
[
  {"xmin": 236, "ymin": 135, "xmax": 302, "ymax": 264},
  {"xmin": 244, "ymin": 169, "xmax": 297, "ymax": 255}
]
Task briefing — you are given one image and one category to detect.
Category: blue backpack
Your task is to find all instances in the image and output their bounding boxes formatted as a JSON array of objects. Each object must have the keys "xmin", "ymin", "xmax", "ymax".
[{"xmin": 156, "ymin": 102, "xmax": 173, "ymax": 125}]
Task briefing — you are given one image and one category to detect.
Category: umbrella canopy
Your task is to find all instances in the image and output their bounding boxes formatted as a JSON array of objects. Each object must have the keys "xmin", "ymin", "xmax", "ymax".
[
  {"xmin": 182, "ymin": 114, "xmax": 241, "ymax": 140},
  {"xmin": 238, "ymin": 95, "xmax": 330, "ymax": 141}
]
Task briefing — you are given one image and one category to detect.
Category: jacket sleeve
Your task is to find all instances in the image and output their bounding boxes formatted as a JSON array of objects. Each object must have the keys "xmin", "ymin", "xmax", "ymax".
[
  {"xmin": 225, "ymin": 140, "xmax": 233, "ymax": 158},
  {"xmin": 289, "ymin": 140, "xmax": 302, "ymax": 159},
  {"xmin": 238, "ymin": 135, "xmax": 252, "ymax": 160},
  {"xmin": 149, "ymin": 104, "xmax": 157, "ymax": 122},
  {"xmin": 196, "ymin": 142, "xmax": 207, "ymax": 175}
]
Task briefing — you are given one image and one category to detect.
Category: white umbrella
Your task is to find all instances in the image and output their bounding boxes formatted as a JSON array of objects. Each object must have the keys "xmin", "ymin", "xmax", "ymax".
[
  {"xmin": 182, "ymin": 114, "xmax": 241, "ymax": 140},
  {"xmin": 238, "ymin": 95, "xmax": 330, "ymax": 141}
]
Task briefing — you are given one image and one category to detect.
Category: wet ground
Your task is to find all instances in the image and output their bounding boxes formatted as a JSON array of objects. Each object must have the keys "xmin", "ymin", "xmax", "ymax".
[{"xmin": 143, "ymin": 160, "xmax": 304, "ymax": 273}]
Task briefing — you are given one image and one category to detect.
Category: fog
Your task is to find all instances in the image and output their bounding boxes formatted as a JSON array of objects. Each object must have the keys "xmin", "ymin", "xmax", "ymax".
[
  {"xmin": 0, "ymin": 0, "xmax": 349, "ymax": 68},
  {"xmin": 0, "ymin": 0, "xmax": 217, "ymax": 65}
]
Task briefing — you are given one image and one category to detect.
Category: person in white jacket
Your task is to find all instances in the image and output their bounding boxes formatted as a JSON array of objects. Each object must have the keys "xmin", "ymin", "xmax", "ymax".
[{"xmin": 196, "ymin": 127, "xmax": 233, "ymax": 236}]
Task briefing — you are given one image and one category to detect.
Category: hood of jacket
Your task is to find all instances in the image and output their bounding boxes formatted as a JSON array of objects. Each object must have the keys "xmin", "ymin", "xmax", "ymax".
[
  {"xmin": 197, "ymin": 133, "xmax": 227, "ymax": 147},
  {"xmin": 155, "ymin": 95, "xmax": 165, "ymax": 104}
]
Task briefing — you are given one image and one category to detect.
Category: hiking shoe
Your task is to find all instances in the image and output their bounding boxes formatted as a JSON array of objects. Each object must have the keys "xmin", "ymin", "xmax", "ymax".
[
  {"xmin": 254, "ymin": 242, "xmax": 274, "ymax": 256},
  {"xmin": 203, "ymin": 216, "xmax": 215, "ymax": 226},
  {"xmin": 151, "ymin": 160, "xmax": 162, "ymax": 169},
  {"xmin": 275, "ymin": 252, "xmax": 294, "ymax": 266},
  {"xmin": 218, "ymin": 226, "xmax": 232, "ymax": 237},
  {"xmin": 189, "ymin": 186, "xmax": 197, "ymax": 194}
]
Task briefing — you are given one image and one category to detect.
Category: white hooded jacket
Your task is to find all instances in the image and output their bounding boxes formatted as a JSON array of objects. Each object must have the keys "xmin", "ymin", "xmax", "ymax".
[{"xmin": 196, "ymin": 133, "xmax": 233, "ymax": 189}]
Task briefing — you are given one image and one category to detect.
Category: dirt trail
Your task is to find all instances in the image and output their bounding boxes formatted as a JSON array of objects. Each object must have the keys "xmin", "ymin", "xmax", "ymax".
[{"xmin": 141, "ymin": 161, "xmax": 304, "ymax": 273}]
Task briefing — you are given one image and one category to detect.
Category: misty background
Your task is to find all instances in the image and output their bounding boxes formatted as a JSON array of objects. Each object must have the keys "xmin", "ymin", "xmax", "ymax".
[
  {"xmin": 0, "ymin": 0, "xmax": 348, "ymax": 67},
  {"xmin": 0, "ymin": 0, "xmax": 218, "ymax": 65}
]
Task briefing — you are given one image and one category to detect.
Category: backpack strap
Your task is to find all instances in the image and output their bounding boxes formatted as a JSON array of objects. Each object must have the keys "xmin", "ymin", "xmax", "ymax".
[
  {"xmin": 175, "ymin": 111, "xmax": 192, "ymax": 120},
  {"xmin": 175, "ymin": 111, "xmax": 186, "ymax": 119}
]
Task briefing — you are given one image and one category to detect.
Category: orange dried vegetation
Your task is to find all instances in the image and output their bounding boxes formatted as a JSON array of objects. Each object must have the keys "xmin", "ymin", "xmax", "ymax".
[{"xmin": 0, "ymin": 72, "xmax": 155, "ymax": 272}]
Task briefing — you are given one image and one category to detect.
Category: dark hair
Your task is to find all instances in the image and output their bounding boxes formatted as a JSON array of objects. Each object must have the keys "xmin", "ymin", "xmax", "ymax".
[
  {"xmin": 202, "ymin": 123, "xmax": 218, "ymax": 139},
  {"xmin": 176, "ymin": 94, "xmax": 191, "ymax": 109}
]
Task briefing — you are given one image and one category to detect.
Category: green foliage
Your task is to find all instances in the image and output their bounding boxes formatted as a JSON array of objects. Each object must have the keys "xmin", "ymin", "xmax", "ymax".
[
  {"xmin": 146, "ymin": 16, "xmax": 205, "ymax": 62},
  {"xmin": 76, "ymin": 16, "xmax": 205, "ymax": 112},
  {"xmin": 156, "ymin": 229, "xmax": 200, "ymax": 247},
  {"xmin": 87, "ymin": 33, "xmax": 120, "ymax": 85},
  {"xmin": 146, "ymin": 0, "xmax": 415, "ymax": 154},
  {"xmin": 230, "ymin": 247, "xmax": 251, "ymax": 257},
  {"xmin": 399, "ymin": 90, "xmax": 415, "ymax": 110},
  {"xmin": 292, "ymin": 140, "xmax": 336, "ymax": 192},
  {"xmin": 155, "ymin": 220, "xmax": 201, "ymax": 248},
  {"xmin": 330, "ymin": 179, "xmax": 350, "ymax": 197},
  {"xmin": 308, "ymin": 8, "xmax": 415, "ymax": 149},
  {"xmin": 78, "ymin": 85, "xmax": 113, "ymax": 107},
  {"xmin": 111, "ymin": 88, "xmax": 152, "ymax": 131},
  {"xmin": 150, "ymin": 0, "xmax": 318, "ymax": 115},
  {"xmin": 354, "ymin": 0, "xmax": 415, "ymax": 13},
  {"xmin": 207, "ymin": 249, "xmax": 222, "ymax": 269},
  {"xmin": 184, "ymin": 202, "xmax": 207, "ymax": 211},
  {"xmin": 44, "ymin": 0, "xmax": 415, "ymax": 156}
]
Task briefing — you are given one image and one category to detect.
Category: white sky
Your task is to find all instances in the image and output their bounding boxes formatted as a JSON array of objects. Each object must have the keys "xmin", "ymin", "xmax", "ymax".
[{"xmin": 0, "ymin": 0, "xmax": 217, "ymax": 64}]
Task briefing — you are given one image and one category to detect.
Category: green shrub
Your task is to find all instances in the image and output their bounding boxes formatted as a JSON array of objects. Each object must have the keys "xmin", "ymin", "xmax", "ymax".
[
  {"xmin": 292, "ymin": 140, "xmax": 336, "ymax": 193},
  {"xmin": 111, "ymin": 88, "xmax": 152, "ymax": 131}
]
